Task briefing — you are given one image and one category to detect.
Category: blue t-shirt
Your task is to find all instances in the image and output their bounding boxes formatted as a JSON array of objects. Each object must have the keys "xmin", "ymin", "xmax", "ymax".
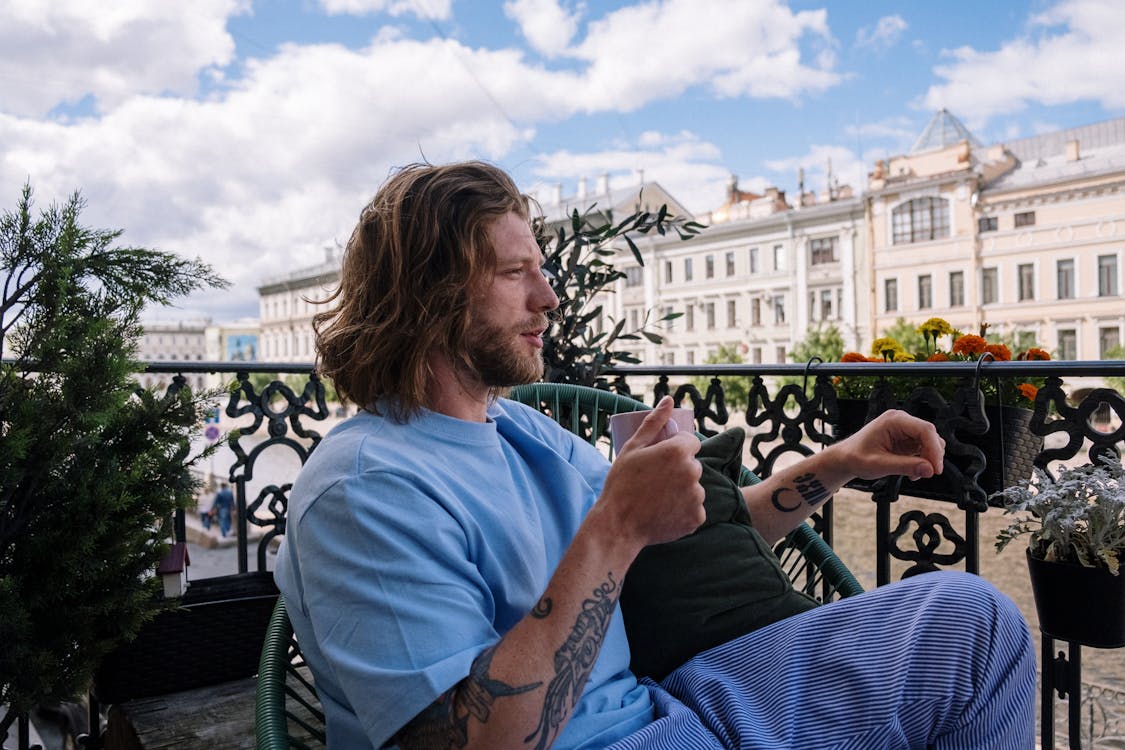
[{"xmin": 274, "ymin": 398, "xmax": 655, "ymax": 748}]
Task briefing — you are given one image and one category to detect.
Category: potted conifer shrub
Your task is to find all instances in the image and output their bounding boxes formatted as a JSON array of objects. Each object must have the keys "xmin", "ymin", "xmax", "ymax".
[
  {"xmin": 0, "ymin": 185, "xmax": 224, "ymax": 735},
  {"xmin": 995, "ymin": 459, "xmax": 1125, "ymax": 647}
]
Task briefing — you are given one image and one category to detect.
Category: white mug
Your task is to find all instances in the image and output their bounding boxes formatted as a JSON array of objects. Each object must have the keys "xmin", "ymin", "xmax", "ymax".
[{"xmin": 608, "ymin": 407, "xmax": 695, "ymax": 455}]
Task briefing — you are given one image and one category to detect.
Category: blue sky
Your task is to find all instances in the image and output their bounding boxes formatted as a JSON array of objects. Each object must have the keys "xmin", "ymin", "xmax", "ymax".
[{"xmin": 2, "ymin": 0, "xmax": 1123, "ymax": 322}]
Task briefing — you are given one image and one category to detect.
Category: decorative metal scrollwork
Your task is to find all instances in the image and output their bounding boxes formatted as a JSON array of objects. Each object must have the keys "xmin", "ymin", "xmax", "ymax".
[
  {"xmin": 887, "ymin": 509, "xmax": 969, "ymax": 578},
  {"xmin": 224, "ymin": 371, "xmax": 328, "ymax": 573},
  {"xmin": 653, "ymin": 375, "xmax": 729, "ymax": 436},
  {"xmin": 1032, "ymin": 376, "xmax": 1125, "ymax": 473}
]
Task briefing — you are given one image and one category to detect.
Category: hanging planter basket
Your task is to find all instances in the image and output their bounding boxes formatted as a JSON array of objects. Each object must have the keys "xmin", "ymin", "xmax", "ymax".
[
  {"xmin": 834, "ymin": 399, "xmax": 1042, "ymax": 501},
  {"xmin": 1026, "ymin": 549, "xmax": 1125, "ymax": 648}
]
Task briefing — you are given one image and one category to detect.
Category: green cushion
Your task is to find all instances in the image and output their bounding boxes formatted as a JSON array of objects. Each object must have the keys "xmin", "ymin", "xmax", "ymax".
[{"xmin": 619, "ymin": 427, "xmax": 819, "ymax": 681}]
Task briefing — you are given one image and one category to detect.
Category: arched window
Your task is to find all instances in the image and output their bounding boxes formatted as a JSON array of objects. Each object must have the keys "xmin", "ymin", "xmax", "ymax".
[{"xmin": 892, "ymin": 197, "xmax": 949, "ymax": 244}]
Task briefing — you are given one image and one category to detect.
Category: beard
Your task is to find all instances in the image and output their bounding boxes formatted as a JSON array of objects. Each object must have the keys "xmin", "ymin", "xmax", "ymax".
[{"xmin": 463, "ymin": 315, "xmax": 547, "ymax": 388}]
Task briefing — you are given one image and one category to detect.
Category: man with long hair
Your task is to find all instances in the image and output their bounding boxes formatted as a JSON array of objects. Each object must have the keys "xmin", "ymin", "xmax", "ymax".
[{"xmin": 274, "ymin": 161, "xmax": 1035, "ymax": 749}]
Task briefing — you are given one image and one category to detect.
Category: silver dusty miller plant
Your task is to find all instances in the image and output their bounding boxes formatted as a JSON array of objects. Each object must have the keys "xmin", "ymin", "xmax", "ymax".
[{"xmin": 995, "ymin": 460, "xmax": 1125, "ymax": 574}]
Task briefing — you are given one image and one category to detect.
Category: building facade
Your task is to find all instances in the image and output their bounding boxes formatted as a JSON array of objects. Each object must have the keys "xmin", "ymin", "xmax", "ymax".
[{"xmin": 250, "ymin": 113, "xmax": 1125, "ymax": 371}]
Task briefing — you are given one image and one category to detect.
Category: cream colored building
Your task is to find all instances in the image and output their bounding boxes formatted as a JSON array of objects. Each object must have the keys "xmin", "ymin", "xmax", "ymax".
[
  {"xmin": 258, "ymin": 248, "xmax": 340, "ymax": 363},
  {"xmin": 606, "ymin": 176, "xmax": 865, "ymax": 368},
  {"xmin": 867, "ymin": 110, "xmax": 1125, "ymax": 362},
  {"xmin": 135, "ymin": 320, "xmax": 211, "ymax": 391}
]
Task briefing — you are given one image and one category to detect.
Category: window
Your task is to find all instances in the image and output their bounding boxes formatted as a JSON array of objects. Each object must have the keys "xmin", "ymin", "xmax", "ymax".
[
  {"xmin": 624, "ymin": 266, "xmax": 642, "ymax": 287},
  {"xmin": 725, "ymin": 251, "xmax": 735, "ymax": 277},
  {"xmin": 949, "ymin": 271, "xmax": 964, "ymax": 307},
  {"xmin": 773, "ymin": 244, "xmax": 785, "ymax": 271},
  {"xmin": 664, "ymin": 261, "xmax": 673, "ymax": 284},
  {"xmin": 1098, "ymin": 254, "xmax": 1119, "ymax": 296},
  {"xmin": 664, "ymin": 305, "xmax": 675, "ymax": 331},
  {"xmin": 687, "ymin": 350, "xmax": 696, "ymax": 365},
  {"xmin": 885, "ymin": 278, "xmax": 898, "ymax": 312},
  {"xmin": 751, "ymin": 346, "xmax": 762, "ymax": 364},
  {"xmin": 1018, "ymin": 263, "xmax": 1035, "ymax": 301},
  {"xmin": 1057, "ymin": 328, "xmax": 1077, "ymax": 360},
  {"xmin": 820, "ymin": 289, "xmax": 833, "ymax": 320},
  {"xmin": 772, "ymin": 295, "xmax": 786, "ymax": 324},
  {"xmin": 628, "ymin": 309, "xmax": 639, "ymax": 330},
  {"xmin": 776, "ymin": 345, "xmax": 787, "ymax": 363},
  {"xmin": 751, "ymin": 298, "xmax": 761, "ymax": 326},
  {"xmin": 809, "ymin": 237, "xmax": 838, "ymax": 265},
  {"xmin": 1100, "ymin": 327, "xmax": 1121, "ymax": 357},
  {"xmin": 1014, "ymin": 211, "xmax": 1036, "ymax": 228},
  {"xmin": 685, "ymin": 306, "xmax": 694, "ymax": 330},
  {"xmin": 892, "ymin": 197, "xmax": 950, "ymax": 244},
  {"xmin": 749, "ymin": 247, "xmax": 759, "ymax": 273},
  {"xmin": 684, "ymin": 258, "xmax": 693, "ymax": 282},
  {"xmin": 1056, "ymin": 259, "xmax": 1075, "ymax": 299},
  {"xmin": 705, "ymin": 302, "xmax": 715, "ymax": 329},
  {"xmin": 918, "ymin": 274, "xmax": 933, "ymax": 309},
  {"xmin": 705, "ymin": 255, "xmax": 715, "ymax": 279},
  {"xmin": 982, "ymin": 267, "xmax": 998, "ymax": 305},
  {"xmin": 978, "ymin": 216, "xmax": 998, "ymax": 233},
  {"xmin": 727, "ymin": 299, "xmax": 737, "ymax": 327}
]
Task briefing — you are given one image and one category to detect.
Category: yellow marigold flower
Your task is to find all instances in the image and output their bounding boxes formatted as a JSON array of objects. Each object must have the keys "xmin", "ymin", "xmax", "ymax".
[
  {"xmin": 952, "ymin": 334, "xmax": 987, "ymax": 356},
  {"xmin": 893, "ymin": 352, "xmax": 915, "ymax": 362},
  {"xmin": 926, "ymin": 352, "xmax": 950, "ymax": 362},
  {"xmin": 1024, "ymin": 347, "xmax": 1051, "ymax": 361},
  {"xmin": 1017, "ymin": 383, "xmax": 1039, "ymax": 401},
  {"xmin": 841, "ymin": 351, "xmax": 872, "ymax": 363},
  {"xmin": 870, "ymin": 337, "xmax": 902, "ymax": 360},
  {"xmin": 984, "ymin": 343, "xmax": 1012, "ymax": 361},
  {"xmin": 916, "ymin": 317, "xmax": 954, "ymax": 337}
]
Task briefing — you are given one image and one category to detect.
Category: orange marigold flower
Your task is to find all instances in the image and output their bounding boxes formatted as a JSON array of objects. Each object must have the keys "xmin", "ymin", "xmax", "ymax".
[
  {"xmin": 841, "ymin": 352, "xmax": 872, "ymax": 363},
  {"xmin": 1024, "ymin": 347, "xmax": 1051, "ymax": 361},
  {"xmin": 926, "ymin": 352, "xmax": 950, "ymax": 362},
  {"xmin": 1017, "ymin": 383, "xmax": 1039, "ymax": 401},
  {"xmin": 952, "ymin": 334, "xmax": 987, "ymax": 356},
  {"xmin": 984, "ymin": 343, "xmax": 1012, "ymax": 361}
]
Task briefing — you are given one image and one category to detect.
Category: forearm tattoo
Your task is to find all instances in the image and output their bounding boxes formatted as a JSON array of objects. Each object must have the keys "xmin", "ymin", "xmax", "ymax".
[
  {"xmin": 525, "ymin": 573, "xmax": 620, "ymax": 750},
  {"xmin": 392, "ymin": 645, "xmax": 541, "ymax": 749},
  {"xmin": 770, "ymin": 472, "xmax": 831, "ymax": 513},
  {"xmin": 393, "ymin": 576, "xmax": 620, "ymax": 750}
]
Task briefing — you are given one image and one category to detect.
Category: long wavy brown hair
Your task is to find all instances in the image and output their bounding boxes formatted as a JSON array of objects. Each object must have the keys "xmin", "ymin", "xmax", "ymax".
[{"xmin": 313, "ymin": 161, "xmax": 528, "ymax": 418}]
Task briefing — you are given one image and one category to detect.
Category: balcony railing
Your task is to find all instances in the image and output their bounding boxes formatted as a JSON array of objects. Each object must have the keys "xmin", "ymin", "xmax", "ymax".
[{"xmin": 4, "ymin": 359, "xmax": 1124, "ymax": 749}]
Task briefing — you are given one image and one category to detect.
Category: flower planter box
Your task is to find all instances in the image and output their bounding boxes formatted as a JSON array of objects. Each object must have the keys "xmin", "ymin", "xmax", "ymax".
[
  {"xmin": 1027, "ymin": 550, "xmax": 1125, "ymax": 648},
  {"xmin": 92, "ymin": 571, "xmax": 279, "ymax": 704},
  {"xmin": 833, "ymin": 399, "xmax": 1042, "ymax": 502}
]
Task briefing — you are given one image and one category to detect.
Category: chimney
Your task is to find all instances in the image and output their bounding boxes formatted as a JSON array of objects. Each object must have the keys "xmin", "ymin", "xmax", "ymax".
[
  {"xmin": 577, "ymin": 177, "xmax": 587, "ymax": 200},
  {"xmin": 596, "ymin": 173, "xmax": 609, "ymax": 195},
  {"xmin": 727, "ymin": 174, "xmax": 738, "ymax": 203},
  {"xmin": 552, "ymin": 183, "xmax": 563, "ymax": 205},
  {"xmin": 1066, "ymin": 139, "xmax": 1080, "ymax": 162},
  {"xmin": 636, "ymin": 168, "xmax": 645, "ymax": 185}
]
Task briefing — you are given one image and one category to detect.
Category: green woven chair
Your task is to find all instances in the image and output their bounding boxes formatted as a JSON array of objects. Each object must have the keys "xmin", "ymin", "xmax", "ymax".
[{"xmin": 255, "ymin": 383, "xmax": 863, "ymax": 748}]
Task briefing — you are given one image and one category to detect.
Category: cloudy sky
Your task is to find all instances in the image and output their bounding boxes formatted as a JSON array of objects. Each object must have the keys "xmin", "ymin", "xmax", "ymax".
[{"xmin": 3, "ymin": 0, "xmax": 1123, "ymax": 322}]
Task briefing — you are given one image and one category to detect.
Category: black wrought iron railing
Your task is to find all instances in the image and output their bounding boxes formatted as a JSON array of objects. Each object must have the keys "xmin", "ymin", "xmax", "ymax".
[{"xmin": 4, "ymin": 359, "xmax": 1124, "ymax": 749}]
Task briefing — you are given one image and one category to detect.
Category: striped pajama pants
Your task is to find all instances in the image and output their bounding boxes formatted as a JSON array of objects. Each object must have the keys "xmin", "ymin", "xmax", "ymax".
[{"xmin": 608, "ymin": 571, "xmax": 1036, "ymax": 750}]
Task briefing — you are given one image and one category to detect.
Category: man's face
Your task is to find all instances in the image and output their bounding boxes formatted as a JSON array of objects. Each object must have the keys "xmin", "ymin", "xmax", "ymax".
[{"xmin": 463, "ymin": 212, "xmax": 559, "ymax": 388}]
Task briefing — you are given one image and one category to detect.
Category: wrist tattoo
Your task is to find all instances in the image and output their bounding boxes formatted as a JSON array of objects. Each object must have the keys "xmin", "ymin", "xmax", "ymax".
[
  {"xmin": 771, "ymin": 473, "xmax": 831, "ymax": 513},
  {"xmin": 531, "ymin": 596, "xmax": 553, "ymax": 619}
]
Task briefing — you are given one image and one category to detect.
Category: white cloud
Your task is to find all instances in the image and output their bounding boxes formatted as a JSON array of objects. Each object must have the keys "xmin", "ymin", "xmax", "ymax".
[
  {"xmin": 922, "ymin": 0, "xmax": 1125, "ymax": 122},
  {"xmin": 855, "ymin": 15, "xmax": 907, "ymax": 51},
  {"xmin": 0, "ymin": 0, "xmax": 246, "ymax": 118},
  {"xmin": 504, "ymin": 0, "xmax": 582, "ymax": 57},
  {"xmin": 318, "ymin": 0, "xmax": 452, "ymax": 19},
  {"xmin": 529, "ymin": 130, "xmax": 730, "ymax": 215},
  {"xmin": 573, "ymin": 0, "xmax": 841, "ymax": 109},
  {"xmin": 0, "ymin": 0, "xmax": 852, "ymax": 319}
]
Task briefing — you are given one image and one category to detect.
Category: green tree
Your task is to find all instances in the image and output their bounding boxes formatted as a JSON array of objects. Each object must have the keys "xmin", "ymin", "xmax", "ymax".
[
  {"xmin": 690, "ymin": 344, "xmax": 751, "ymax": 410},
  {"xmin": 0, "ymin": 186, "xmax": 224, "ymax": 726},
  {"xmin": 536, "ymin": 204, "xmax": 703, "ymax": 386},
  {"xmin": 778, "ymin": 323, "xmax": 846, "ymax": 396}
]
